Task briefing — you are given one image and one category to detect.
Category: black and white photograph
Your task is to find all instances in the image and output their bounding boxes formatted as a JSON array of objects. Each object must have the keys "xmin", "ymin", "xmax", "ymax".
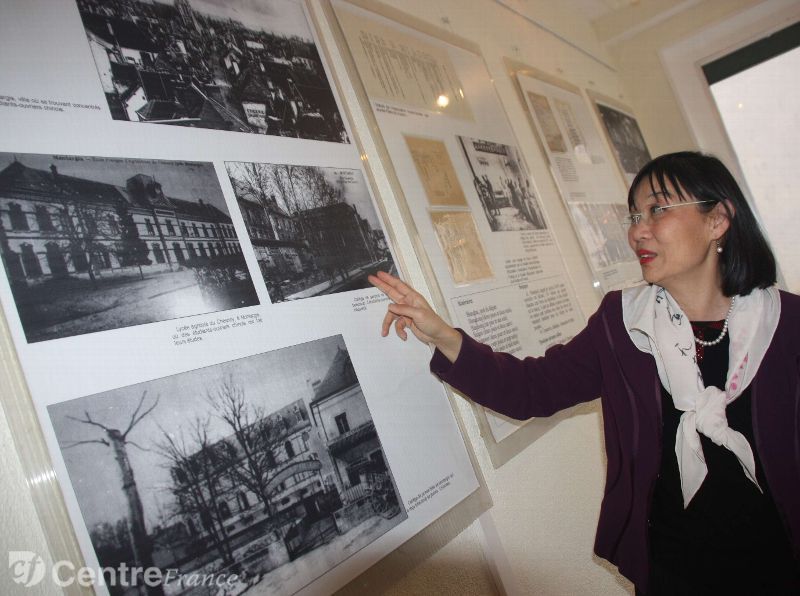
[
  {"xmin": 0, "ymin": 152, "xmax": 259, "ymax": 343},
  {"xmin": 569, "ymin": 202, "xmax": 632, "ymax": 270},
  {"xmin": 76, "ymin": 0, "xmax": 349, "ymax": 143},
  {"xmin": 457, "ymin": 136, "xmax": 547, "ymax": 232},
  {"xmin": 48, "ymin": 334, "xmax": 406, "ymax": 595},
  {"xmin": 226, "ymin": 162, "xmax": 394, "ymax": 303},
  {"xmin": 595, "ymin": 103, "xmax": 652, "ymax": 179}
]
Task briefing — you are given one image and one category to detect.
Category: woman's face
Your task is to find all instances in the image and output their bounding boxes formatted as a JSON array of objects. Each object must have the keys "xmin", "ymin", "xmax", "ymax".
[{"xmin": 627, "ymin": 180, "xmax": 723, "ymax": 293}]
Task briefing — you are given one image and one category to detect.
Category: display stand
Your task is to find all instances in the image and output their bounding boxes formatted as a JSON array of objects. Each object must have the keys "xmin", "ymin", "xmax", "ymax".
[
  {"xmin": 0, "ymin": 1, "xmax": 488, "ymax": 594},
  {"xmin": 320, "ymin": 0, "xmax": 587, "ymax": 469}
]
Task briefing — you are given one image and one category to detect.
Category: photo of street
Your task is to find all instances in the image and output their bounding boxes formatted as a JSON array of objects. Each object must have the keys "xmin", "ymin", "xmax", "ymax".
[
  {"xmin": 0, "ymin": 153, "xmax": 258, "ymax": 343},
  {"xmin": 457, "ymin": 136, "xmax": 547, "ymax": 232},
  {"xmin": 226, "ymin": 162, "xmax": 394, "ymax": 303},
  {"xmin": 76, "ymin": 0, "xmax": 349, "ymax": 142},
  {"xmin": 49, "ymin": 335, "xmax": 405, "ymax": 595}
]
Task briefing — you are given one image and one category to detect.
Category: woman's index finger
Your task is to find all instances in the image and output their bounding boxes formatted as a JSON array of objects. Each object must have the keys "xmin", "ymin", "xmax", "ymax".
[
  {"xmin": 376, "ymin": 270, "xmax": 416, "ymax": 296},
  {"xmin": 368, "ymin": 273, "xmax": 405, "ymax": 302}
]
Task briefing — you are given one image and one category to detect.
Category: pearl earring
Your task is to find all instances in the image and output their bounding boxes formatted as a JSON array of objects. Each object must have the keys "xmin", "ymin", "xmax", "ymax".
[{"xmin": 716, "ymin": 240, "xmax": 723, "ymax": 254}]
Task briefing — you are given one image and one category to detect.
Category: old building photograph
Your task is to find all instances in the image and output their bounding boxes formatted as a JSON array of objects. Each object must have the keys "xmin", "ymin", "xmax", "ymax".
[
  {"xmin": 76, "ymin": 0, "xmax": 349, "ymax": 142},
  {"xmin": 0, "ymin": 152, "xmax": 258, "ymax": 343},
  {"xmin": 48, "ymin": 335, "xmax": 405, "ymax": 595},
  {"xmin": 226, "ymin": 162, "xmax": 394, "ymax": 302}
]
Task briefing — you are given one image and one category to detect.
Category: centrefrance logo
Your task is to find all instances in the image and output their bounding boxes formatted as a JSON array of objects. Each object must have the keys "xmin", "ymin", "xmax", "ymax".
[
  {"xmin": 8, "ymin": 552, "xmax": 46, "ymax": 587},
  {"xmin": 7, "ymin": 551, "xmax": 240, "ymax": 589}
]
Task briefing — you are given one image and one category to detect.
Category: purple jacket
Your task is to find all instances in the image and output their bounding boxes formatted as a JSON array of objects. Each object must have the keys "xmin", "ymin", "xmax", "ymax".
[{"xmin": 431, "ymin": 289, "xmax": 800, "ymax": 590}]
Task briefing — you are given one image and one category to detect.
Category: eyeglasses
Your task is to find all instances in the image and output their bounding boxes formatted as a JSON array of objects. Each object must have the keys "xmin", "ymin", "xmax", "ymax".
[{"xmin": 624, "ymin": 200, "xmax": 715, "ymax": 227}]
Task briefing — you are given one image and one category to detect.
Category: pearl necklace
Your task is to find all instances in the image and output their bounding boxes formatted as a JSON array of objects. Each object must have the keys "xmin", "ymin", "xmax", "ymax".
[{"xmin": 693, "ymin": 296, "xmax": 736, "ymax": 347}]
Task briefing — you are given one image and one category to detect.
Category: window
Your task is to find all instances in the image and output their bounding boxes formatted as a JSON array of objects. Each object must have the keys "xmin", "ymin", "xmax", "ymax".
[
  {"xmin": 285, "ymin": 440, "xmax": 295, "ymax": 459},
  {"xmin": 84, "ymin": 213, "xmax": 97, "ymax": 235},
  {"xmin": 346, "ymin": 467, "xmax": 361, "ymax": 487},
  {"xmin": 106, "ymin": 214, "xmax": 119, "ymax": 235},
  {"xmin": 211, "ymin": 226, "xmax": 217, "ymax": 238},
  {"xmin": 181, "ymin": 222, "xmax": 188, "ymax": 236},
  {"xmin": 238, "ymin": 492, "xmax": 250, "ymax": 511},
  {"xmin": 71, "ymin": 249, "xmax": 88, "ymax": 272},
  {"xmin": 9, "ymin": 203, "xmax": 28, "ymax": 230},
  {"xmin": 208, "ymin": 243, "xmax": 216, "ymax": 258},
  {"xmin": 202, "ymin": 224, "xmax": 208, "ymax": 237},
  {"xmin": 35, "ymin": 206, "xmax": 54, "ymax": 231},
  {"xmin": 192, "ymin": 223, "xmax": 199, "ymax": 237},
  {"xmin": 198, "ymin": 244, "xmax": 207, "ymax": 258},
  {"xmin": 145, "ymin": 219, "xmax": 155, "ymax": 235},
  {"xmin": 165, "ymin": 220, "xmax": 175, "ymax": 235},
  {"xmin": 20, "ymin": 244, "xmax": 42, "ymax": 278},
  {"xmin": 173, "ymin": 243, "xmax": 185, "ymax": 263},
  {"xmin": 93, "ymin": 249, "xmax": 111, "ymax": 269},
  {"xmin": 59, "ymin": 208, "xmax": 71, "ymax": 232},
  {"xmin": 153, "ymin": 244, "xmax": 165, "ymax": 264},
  {"xmin": 187, "ymin": 243, "xmax": 197, "ymax": 259},
  {"xmin": 704, "ymin": 24, "xmax": 800, "ymax": 292},
  {"xmin": 218, "ymin": 501, "xmax": 231, "ymax": 520},
  {"xmin": 335, "ymin": 413, "xmax": 350, "ymax": 435},
  {"xmin": 45, "ymin": 242, "xmax": 67, "ymax": 276}
]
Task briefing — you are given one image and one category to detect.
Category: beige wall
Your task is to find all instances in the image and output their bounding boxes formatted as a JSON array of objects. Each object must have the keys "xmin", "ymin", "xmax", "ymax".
[{"xmin": 599, "ymin": 0, "xmax": 766, "ymax": 156}]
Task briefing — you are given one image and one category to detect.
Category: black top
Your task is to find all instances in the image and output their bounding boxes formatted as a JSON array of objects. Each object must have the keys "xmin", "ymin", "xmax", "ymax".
[{"xmin": 646, "ymin": 321, "xmax": 799, "ymax": 595}]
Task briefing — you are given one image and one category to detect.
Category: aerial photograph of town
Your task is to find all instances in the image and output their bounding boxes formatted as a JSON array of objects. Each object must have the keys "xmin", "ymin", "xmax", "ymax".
[{"xmin": 76, "ymin": 0, "xmax": 349, "ymax": 142}]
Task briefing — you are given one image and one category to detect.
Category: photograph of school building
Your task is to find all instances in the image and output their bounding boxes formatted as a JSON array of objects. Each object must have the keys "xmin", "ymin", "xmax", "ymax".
[{"xmin": 0, "ymin": 153, "xmax": 258, "ymax": 342}]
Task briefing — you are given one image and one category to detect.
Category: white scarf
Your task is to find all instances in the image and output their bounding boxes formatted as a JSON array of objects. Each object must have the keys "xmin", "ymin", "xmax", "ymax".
[{"xmin": 622, "ymin": 284, "xmax": 780, "ymax": 507}]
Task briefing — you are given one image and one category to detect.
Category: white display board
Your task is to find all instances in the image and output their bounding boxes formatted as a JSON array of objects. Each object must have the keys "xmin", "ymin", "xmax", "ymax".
[
  {"xmin": 516, "ymin": 71, "xmax": 642, "ymax": 292},
  {"xmin": 0, "ymin": 1, "xmax": 480, "ymax": 594},
  {"xmin": 331, "ymin": 1, "xmax": 585, "ymax": 448}
]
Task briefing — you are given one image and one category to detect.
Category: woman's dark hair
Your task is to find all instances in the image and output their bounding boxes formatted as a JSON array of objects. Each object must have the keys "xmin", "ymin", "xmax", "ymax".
[{"xmin": 627, "ymin": 151, "xmax": 776, "ymax": 297}]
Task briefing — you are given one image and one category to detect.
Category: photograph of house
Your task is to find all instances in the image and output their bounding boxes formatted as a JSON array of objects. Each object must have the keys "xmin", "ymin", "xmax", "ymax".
[
  {"xmin": 48, "ymin": 335, "xmax": 405, "ymax": 595},
  {"xmin": 76, "ymin": 0, "xmax": 349, "ymax": 142},
  {"xmin": 0, "ymin": 152, "xmax": 258, "ymax": 342},
  {"xmin": 226, "ymin": 162, "xmax": 394, "ymax": 302}
]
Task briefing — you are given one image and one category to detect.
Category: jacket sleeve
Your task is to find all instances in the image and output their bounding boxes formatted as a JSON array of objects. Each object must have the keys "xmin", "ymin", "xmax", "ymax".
[{"xmin": 430, "ymin": 293, "xmax": 610, "ymax": 420}]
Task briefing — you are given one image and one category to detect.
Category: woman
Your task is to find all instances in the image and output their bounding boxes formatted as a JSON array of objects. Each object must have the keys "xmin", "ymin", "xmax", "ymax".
[{"xmin": 369, "ymin": 152, "xmax": 800, "ymax": 594}]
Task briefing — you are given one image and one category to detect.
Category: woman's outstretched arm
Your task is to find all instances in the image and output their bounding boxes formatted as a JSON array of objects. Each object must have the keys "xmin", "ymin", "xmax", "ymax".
[
  {"xmin": 369, "ymin": 270, "xmax": 606, "ymax": 420},
  {"xmin": 368, "ymin": 270, "xmax": 462, "ymax": 362}
]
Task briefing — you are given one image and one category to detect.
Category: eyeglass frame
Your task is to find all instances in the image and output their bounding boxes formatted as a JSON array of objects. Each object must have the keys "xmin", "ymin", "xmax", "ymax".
[{"xmin": 624, "ymin": 199, "xmax": 716, "ymax": 227}]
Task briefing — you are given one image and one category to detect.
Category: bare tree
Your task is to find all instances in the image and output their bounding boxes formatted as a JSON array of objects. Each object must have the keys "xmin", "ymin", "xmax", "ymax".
[
  {"xmin": 206, "ymin": 375, "xmax": 289, "ymax": 523},
  {"xmin": 231, "ymin": 162, "xmax": 273, "ymax": 206},
  {"xmin": 49, "ymin": 175, "xmax": 123, "ymax": 288},
  {"xmin": 270, "ymin": 164, "xmax": 306, "ymax": 215},
  {"xmin": 65, "ymin": 392, "xmax": 163, "ymax": 596},
  {"xmin": 294, "ymin": 166, "xmax": 339, "ymax": 210},
  {"xmin": 154, "ymin": 416, "xmax": 236, "ymax": 568}
]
